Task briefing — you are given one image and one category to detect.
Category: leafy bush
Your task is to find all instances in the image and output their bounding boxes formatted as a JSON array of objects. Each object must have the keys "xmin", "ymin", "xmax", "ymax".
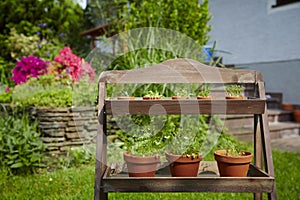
[
  {"xmin": 0, "ymin": 114, "xmax": 46, "ymax": 174},
  {"xmin": 12, "ymin": 79, "xmax": 73, "ymax": 108},
  {"xmin": 12, "ymin": 75, "xmax": 97, "ymax": 108},
  {"xmin": 122, "ymin": 0, "xmax": 211, "ymax": 45},
  {"xmin": 0, "ymin": 84, "xmax": 12, "ymax": 103},
  {"xmin": 9, "ymin": 46, "xmax": 96, "ymax": 107}
]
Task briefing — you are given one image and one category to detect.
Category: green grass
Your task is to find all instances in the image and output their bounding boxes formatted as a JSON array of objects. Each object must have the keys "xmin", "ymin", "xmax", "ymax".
[{"xmin": 1, "ymin": 150, "xmax": 299, "ymax": 200}]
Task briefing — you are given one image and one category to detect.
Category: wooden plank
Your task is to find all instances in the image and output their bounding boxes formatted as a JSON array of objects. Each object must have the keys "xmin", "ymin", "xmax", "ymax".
[
  {"xmin": 258, "ymin": 82, "xmax": 277, "ymax": 200},
  {"xmin": 94, "ymin": 82, "xmax": 108, "ymax": 200},
  {"xmin": 102, "ymin": 163, "xmax": 274, "ymax": 193},
  {"xmin": 98, "ymin": 58, "xmax": 263, "ymax": 84},
  {"xmin": 105, "ymin": 99, "xmax": 266, "ymax": 115}
]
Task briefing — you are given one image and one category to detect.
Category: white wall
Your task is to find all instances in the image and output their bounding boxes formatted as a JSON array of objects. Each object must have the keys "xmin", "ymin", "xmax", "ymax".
[
  {"xmin": 207, "ymin": 0, "xmax": 300, "ymax": 104},
  {"xmin": 208, "ymin": 0, "xmax": 300, "ymax": 64}
]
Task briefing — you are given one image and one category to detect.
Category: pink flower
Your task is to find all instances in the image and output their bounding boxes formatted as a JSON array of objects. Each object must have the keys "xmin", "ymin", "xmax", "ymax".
[
  {"xmin": 5, "ymin": 87, "xmax": 10, "ymax": 92},
  {"xmin": 54, "ymin": 47, "xmax": 95, "ymax": 82},
  {"xmin": 11, "ymin": 56, "xmax": 49, "ymax": 85}
]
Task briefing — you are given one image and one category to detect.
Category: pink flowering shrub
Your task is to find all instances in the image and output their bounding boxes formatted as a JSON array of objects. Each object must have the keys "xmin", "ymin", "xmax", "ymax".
[
  {"xmin": 11, "ymin": 47, "xmax": 95, "ymax": 85},
  {"xmin": 54, "ymin": 47, "xmax": 95, "ymax": 82},
  {"xmin": 11, "ymin": 56, "xmax": 48, "ymax": 85}
]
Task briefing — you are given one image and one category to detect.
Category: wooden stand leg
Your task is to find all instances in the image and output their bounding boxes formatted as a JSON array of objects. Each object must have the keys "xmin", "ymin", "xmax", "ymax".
[
  {"xmin": 94, "ymin": 103, "xmax": 108, "ymax": 200},
  {"xmin": 254, "ymin": 114, "xmax": 262, "ymax": 200},
  {"xmin": 260, "ymin": 113, "xmax": 277, "ymax": 200},
  {"xmin": 257, "ymin": 82, "xmax": 277, "ymax": 200}
]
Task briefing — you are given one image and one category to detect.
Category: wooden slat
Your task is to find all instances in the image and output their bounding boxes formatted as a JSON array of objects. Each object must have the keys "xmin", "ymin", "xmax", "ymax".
[
  {"xmin": 258, "ymin": 82, "xmax": 277, "ymax": 200},
  {"xmin": 102, "ymin": 163, "xmax": 274, "ymax": 193},
  {"xmin": 98, "ymin": 58, "xmax": 263, "ymax": 84},
  {"xmin": 94, "ymin": 82, "xmax": 108, "ymax": 200},
  {"xmin": 105, "ymin": 98, "xmax": 266, "ymax": 115}
]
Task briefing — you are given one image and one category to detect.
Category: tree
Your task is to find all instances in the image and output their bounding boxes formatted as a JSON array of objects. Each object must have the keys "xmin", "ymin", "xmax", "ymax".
[
  {"xmin": 0, "ymin": 0, "xmax": 90, "ymax": 86},
  {"xmin": 86, "ymin": 0, "xmax": 211, "ymax": 45},
  {"xmin": 85, "ymin": 0, "xmax": 212, "ymax": 70}
]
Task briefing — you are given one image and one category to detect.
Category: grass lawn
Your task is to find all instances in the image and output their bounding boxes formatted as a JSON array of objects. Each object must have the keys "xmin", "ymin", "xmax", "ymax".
[{"xmin": 1, "ymin": 150, "xmax": 299, "ymax": 200}]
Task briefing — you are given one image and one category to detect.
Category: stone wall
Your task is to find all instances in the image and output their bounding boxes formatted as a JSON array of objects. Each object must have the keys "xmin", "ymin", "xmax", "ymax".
[{"xmin": 29, "ymin": 107, "xmax": 98, "ymax": 154}]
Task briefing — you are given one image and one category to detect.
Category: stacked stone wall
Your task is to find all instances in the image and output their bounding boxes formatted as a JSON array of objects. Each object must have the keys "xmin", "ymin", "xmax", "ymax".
[{"xmin": 29, "ymin": 107, "xmax": 98, "ymax": 154}]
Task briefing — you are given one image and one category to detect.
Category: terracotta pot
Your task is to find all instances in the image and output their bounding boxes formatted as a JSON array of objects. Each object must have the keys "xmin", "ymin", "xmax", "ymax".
[
  {"xmin": 123, "ymin": 152, "xmax": 160, "ymax": 177},
  {"xmin": 225, "ymin": 96, "xmax": 244, "ymax": 100},
  {"xmin": 293, "ymin": 109, "xmax": 300, "ymax": 123},
  {"xmin": 117, "ymin": 96, "xmax": 135, "ymax": 100},
  {"xmin": 282, "ymin": 103, "xmax": 294, "ymax": 111},
  {"xmin": 197, "ymin": 96, "xmax": 212, "ymax": 100},
  {"xmin": 172, "ymin": 96, "xmax": 189, "ymax": 100},
  {"xmin": 214, "ymin": 150, "xmax": 252, "ymax": 177},
  {"xmin": 142, "ymin": 96, "xmax": 161, "ymax": 100},
  {"xmin": 166, "ymin": 152, "xmax": 202, "ymax": 177}
]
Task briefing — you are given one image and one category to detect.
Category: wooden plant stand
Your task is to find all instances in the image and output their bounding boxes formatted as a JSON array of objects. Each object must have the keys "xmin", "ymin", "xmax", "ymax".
[{"xmin": 94, "ymin": 58, "xmax": 277, "ymax": 200}]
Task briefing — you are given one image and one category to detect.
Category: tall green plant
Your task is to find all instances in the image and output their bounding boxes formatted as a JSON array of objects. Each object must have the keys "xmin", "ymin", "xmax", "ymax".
[
  {"xmin": 122, "ymin": 0, "xmax": 211, "ymax": 46},
  {"xmin": 0, "ymin": 114, "xmax": 45, "ymax": 174}
]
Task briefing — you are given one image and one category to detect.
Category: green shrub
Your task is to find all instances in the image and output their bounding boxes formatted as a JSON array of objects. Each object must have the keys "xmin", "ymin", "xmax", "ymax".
[
  {"xmin": 12, "ymin": 80, "xmax": 73, "ymax": 108},
  {"xmin": 11, "ymin": 74, "xmax": 97, "ymax": 108},
  {"xmin": 0, "ymin": 114, "xmax": 45, "ymax": 174},
  {"xmin": 0, "ymin": 88, "xmax": 12, "ymax": 103}
]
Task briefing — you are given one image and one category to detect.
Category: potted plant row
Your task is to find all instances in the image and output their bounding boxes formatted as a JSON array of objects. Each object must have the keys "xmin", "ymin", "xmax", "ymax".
[
  {"xmin": 117, "ymin": 114, "xmax": 252, "ymax": 178},
  {"xmin": 116, "ymin": 114, "xmax": 209, "ymax": 177},
  {"xmin": 116, "ymin": 84, "xmax": 245, "ymax": 101}
]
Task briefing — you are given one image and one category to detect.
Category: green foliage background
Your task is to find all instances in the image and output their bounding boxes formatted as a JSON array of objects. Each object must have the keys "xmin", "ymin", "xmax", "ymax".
[
  {"xmin": 0, "ymin": 113, "xmax": 45, "ymax": 174},
  {"xmin": 0, "ymin": 0, "xmax": 91, "ymax": 88}
]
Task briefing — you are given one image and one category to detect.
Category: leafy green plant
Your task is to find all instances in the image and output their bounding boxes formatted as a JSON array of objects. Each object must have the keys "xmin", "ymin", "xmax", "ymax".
[
  {"xmin": 11, "ymin": 74, "xmax": 97, "ymax": 108},
  {"xmin": 121, "ymin": 0, "xmax": 211, "ymax": 46},
  {"xmin": 143, "ymin": 90, "xmax": 163, "ymax": 99},
  {"xmin": 225, "ymin": 84, "xmax": 244, "ymax": 97},
  {"xmin": 0, "ymin": 113, "xmax": 46, "ymax": 174},
  {"xmin": 167, "ymin": 115, "xmax": 208, "ymax": 158},
  {"xmin": 215, "ymin": 134, "xmax": 245, "ymax": 156},
  {"xmin": 6, "ymin": 28, "xmax": 62, "ymax": 61},
  {"xmin": 197, "ymin": 84, "xmax": 211, "ymax": 97},
  {"xmin": 0, "ymin": 85, "xmax": 12, "ymax": 103},
  {"xmin": 172, "ymin": 86, "xmax": 191, "ymax": 98},
  {"xmin": 12, "ymin": 78, "xmax": 73, "ymax": 108},
  {"xmin": 115, "ymin": 114, "xmax": 177, "ymax": 156}
]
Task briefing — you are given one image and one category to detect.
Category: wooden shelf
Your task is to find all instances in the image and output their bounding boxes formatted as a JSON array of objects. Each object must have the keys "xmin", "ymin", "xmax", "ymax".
[
  {"xmin": 95, "ymin": 59, "xmax": 277, "ymax": 200},
  {"xmin": 102, "ymin": 161, "xmax": 274, "ymax": 193},
  {"xmin": 105, "ymin": 98, "xmax": 266, "ymax": 115}
]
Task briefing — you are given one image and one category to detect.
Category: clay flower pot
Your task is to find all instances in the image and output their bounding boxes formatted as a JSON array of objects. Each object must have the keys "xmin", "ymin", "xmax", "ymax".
[
  {"xmin": 197, "ymin": 96, "xmax": 212, "ymax": 100},
  {"xmin": 123, "ymin": 152, "xmax": 160, "ymax": 177},
  {"xmin": 214, "ymin": 150, "xmax": 252, "ymax": 177},
  {"xmin": 293, "ymin": 109, "xmax": 300, "ymax": 123},
  {"xmin": 225, "ymin": 96, "xmax": 244, "ymax": 100},
  {"xmin": 282, "ymin": 103, "xmax": 294, "ymax": 111},
  {"xmin": 117, "ymin": 96, "xmax": 135, "ymax": 100},
  {"xmin": 166, "ymin": 152, "xmax": 202, "ymax": 177},
  {"xmin": 172, "ymin": 96, "xmax": 189, "ymax": 100},
  {"xmin": 142, "ymin": 96, "xmax": 161, "ymax": 100}
]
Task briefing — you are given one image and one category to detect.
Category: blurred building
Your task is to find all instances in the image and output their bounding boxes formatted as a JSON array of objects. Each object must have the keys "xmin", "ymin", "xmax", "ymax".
[{"xmin": 208, "ymin": 0, "xmax": 300, "ymax": 104}]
